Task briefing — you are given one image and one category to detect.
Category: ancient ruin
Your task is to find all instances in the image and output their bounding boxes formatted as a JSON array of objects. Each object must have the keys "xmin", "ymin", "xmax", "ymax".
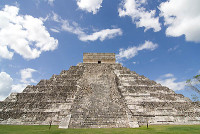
[{"xmin": 0, "ymin": 53, "xmax": 200, "ymax": 128}]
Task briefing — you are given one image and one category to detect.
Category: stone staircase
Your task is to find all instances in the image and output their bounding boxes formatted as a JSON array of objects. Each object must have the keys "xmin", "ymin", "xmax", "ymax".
[
  {"xmin": 0, "ymin": 63, "xmax": 199, "ymax": 127},
  {"xmin": 0, "ymin": 65, "xmax": 85, "ymax": 125},
  {"xmin": 114, "ymin": 66, "xmax": 200, "ymax": 125},
  {"xmin": 68, "ymin": 63, "xmax": 136, "ymax": 128}
]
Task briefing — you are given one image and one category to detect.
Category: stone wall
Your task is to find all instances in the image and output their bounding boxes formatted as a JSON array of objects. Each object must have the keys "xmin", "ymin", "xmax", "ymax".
[{"xmin": 83, "ymin": 53, "xmax": 115, "ymax": 63}]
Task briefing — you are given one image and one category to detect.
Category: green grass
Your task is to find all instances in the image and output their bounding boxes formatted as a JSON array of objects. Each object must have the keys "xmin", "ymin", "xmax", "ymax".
[{"xmin": 0, "ymin": 125, "xmax": 200, "ymax": 134}]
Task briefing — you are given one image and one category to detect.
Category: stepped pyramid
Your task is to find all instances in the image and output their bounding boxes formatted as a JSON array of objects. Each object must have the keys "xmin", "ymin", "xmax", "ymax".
[{"xmin": 0, "ymin": 53, "xmax": 200, "ymax": 128}]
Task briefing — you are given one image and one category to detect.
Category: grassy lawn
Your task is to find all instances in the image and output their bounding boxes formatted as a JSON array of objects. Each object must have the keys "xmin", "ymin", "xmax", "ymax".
[{"xmin": 0, "ymin": 125, "xmax": 200, "ymax": 134}]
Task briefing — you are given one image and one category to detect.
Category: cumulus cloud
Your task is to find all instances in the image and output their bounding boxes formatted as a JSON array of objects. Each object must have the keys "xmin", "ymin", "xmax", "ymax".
[
  {"xmin": 159, "ymin": 0, "xmax": 200, "ymax": 42},
  {"xmin": 0, "ymin": 68, "xmax": 37, "ymax": 100},
  {"xmin": 11, "ymin": 83, "xmax": 27, "ymax": 93},
  {"xmin": 0, "ymin": 45, "xmax": 14, "ymax": 59},
  {"xmin": 20, "ymin": 68, "xmax": 37, "ymax": 84},
  {"xmin": 118, "ymin": 0, "xmax": 161, "ymax": 32},
  {"xmin": 11, "ymin": 68, "xmax": 37, "ymax": 93},
  {"xmin": 0, "ymin": 72, "xmax": 13, "ymax": 101},
  {"xmin": 52, "ymin": 12, "xmax": 122, "ymax": 41},
  {"xmin": 0, "ymin": 5, "xmax": 58, "ymax": 60},
  {"xmin": 116, "ymin": 40, "xmax": 158, "ymax": 61},
  {"xmin": 77, "ymin": 0, "xmax": 103, "ymax": 14},
  {"xmin": 156, "ymin": 73, "xmax": 186, "ymax": 91}
]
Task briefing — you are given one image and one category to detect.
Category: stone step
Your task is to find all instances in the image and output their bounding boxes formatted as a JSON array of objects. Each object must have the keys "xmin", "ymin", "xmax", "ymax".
[
  {"xmin": 0, "ymin": 102, "xmax": 73, "ymax": 112},
  {"xmin": 120, "ymin": 86, "xmax": 174, "ymax": 94},
  {"xmin": 15, "ymin": 92, "xmax": 75, "ymax": 102},
  {"xmin": 0, "ymin": 111, "xmax": 59, "ymax": 121},
  {"xmin": 69, "ymin": 124, "xmax": 122, "ymax": 128},
  {"xmin": 70, "ymin": 114, "xmax": 127, "ymax": 118},
  {"xmin": 141, "ymin": 102, "xmax": 199, "ymax": 111},
  {"xmin": 59, "ymin": 114, "xmax": 71, "ymax": 129},
  {"xmin": 60, "ymin": 69, "xmax": 85, "ymax": 75},
  {"xmin": 23, "ymin": 85, "xmax": 77, "ymax": 93},
  {"xmin": 1, "ymin": 62, "xmax": 200, "ymax": 127}
]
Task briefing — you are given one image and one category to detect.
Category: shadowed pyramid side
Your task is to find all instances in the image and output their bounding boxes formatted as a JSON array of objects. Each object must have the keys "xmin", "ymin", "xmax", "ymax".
[{"xmin": 0, "ymin": 66, "xmax": 85, "ymax": 125}]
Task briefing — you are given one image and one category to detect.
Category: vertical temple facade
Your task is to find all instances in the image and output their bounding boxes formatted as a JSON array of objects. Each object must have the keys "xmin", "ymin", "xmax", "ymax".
[{"xmin": 83, "ymin": 53, "xmax": 115, "ymax": 63}]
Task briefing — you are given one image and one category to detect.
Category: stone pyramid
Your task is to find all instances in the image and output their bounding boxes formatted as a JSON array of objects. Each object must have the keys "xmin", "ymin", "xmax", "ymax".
[{"xmin": 0, "ymin": 53, "xmax": 200, "ymax": 128}]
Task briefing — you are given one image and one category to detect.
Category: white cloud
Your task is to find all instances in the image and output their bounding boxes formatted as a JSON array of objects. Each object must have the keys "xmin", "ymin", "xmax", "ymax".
[
  {"xmin": 0, "ymin": 68, "xmax": 37, "ymax": 101},
  {"xmin": 52, "ymin": 12, "xmax": 122, "ymax": 42},
  {"xmin": 48, "ymin": 0, "xmax": 55, "ymax": 6},
  {"xmin": 156, "ymin": 73, "xmax": 185, "ymax": 91},
  {"xmin": 0, "ymin": 45, "xmax": 14, "ymax": 59},
  {"xmin": 11, "ymin": 83, "xmax": 27, "ymax": 93},
  {"xmin": 60, "ymin": 19, "xmax": 85, "ymax": 36},
  {"xmin": 118, "ymin": 0, "xmax": 161, "ymax": 32},
  {"xmin": 159, "ymin": 0, "xmax": 200, "ymax": 42},
  {"xmin": 79, "ymin": 28, "xmax": 122, "ymax": 41},
  {"xmin": 116, "ymin": 40, "xmax": 158, "ymax": 61},
  {"xmin": 163, "ymin": 73, "xmax": 174, "ymax": 78},
  {"xmin": 39, "ymin": 14, "xmax": 49, "ymax": 22},
  {"xmin": 50, "ymin": 28, "xmax": 60, "ymax": 33},
  {"xmin": 20, "ymin": 68, "xmax": 37, "ymax": 84},
  {"xmin": 132, "ymin": 61, "xmax": 136, "ymax": 64},
  {"xmin": 0, "ymin": 5, "xmax": 58, "ymax": 60},
  {"xmin": 77, "ymin": 0, "xmax": 103, "ymax": 14},
  {"xmin": 198, "ymin": 70, "xmax": 200, "ymax": 74},
  {"xmin": 150, "ymin": 58, "xmax": 156, "ymax": 62},
  {"xmin": 12, "ymin": 68, "xmax": 37, "ymax": 93},
  {"xmin": 0, "ymin": 72, "xmax": 13, "ymax": 101},
  {"xmin": 168, "ymin": 45, "xmax": 179, "ymax": 52}
]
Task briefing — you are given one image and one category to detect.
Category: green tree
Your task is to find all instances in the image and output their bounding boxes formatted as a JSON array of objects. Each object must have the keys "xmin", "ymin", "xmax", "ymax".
[{"xmin": 186, "ymin": 74, "xmax": 200, "ymax": 102}]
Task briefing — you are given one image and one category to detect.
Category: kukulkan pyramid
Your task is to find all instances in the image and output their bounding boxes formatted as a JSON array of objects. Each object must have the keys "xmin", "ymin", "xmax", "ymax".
[{"xmin": 0, "ymin": 53, "xmax": 200, "ymax": 128}]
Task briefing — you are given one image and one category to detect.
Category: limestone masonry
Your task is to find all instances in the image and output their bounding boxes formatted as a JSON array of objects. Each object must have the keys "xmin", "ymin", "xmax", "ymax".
[
  {"xmin": 83, "ymin": 53, "xmax": 115, "ymax": 63},
  {"xmin": 0, "ymin": 53, "xmax": 200, "ymax": 128}
]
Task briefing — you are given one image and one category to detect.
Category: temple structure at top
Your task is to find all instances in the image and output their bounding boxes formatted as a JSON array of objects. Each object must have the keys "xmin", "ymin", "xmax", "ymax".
[{"xmin": 83, "ymin": 53, "xmax": 115, "ymax": 64}]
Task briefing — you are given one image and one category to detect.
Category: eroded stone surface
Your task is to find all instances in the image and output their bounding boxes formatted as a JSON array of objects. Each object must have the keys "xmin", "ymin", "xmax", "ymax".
[
  {"xmin": 0, "ymin": 63, "xmax": 199, "ymax": 128},
  {"xmin": 83, "ymin": 53, "xmax": 115, "ymax": 63}
]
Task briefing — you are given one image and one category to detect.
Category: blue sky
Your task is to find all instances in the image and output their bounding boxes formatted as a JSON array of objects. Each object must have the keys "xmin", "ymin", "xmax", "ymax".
[{"xmin": 0, "ymin": 0, "xmax": 200, "ymax": 101}]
